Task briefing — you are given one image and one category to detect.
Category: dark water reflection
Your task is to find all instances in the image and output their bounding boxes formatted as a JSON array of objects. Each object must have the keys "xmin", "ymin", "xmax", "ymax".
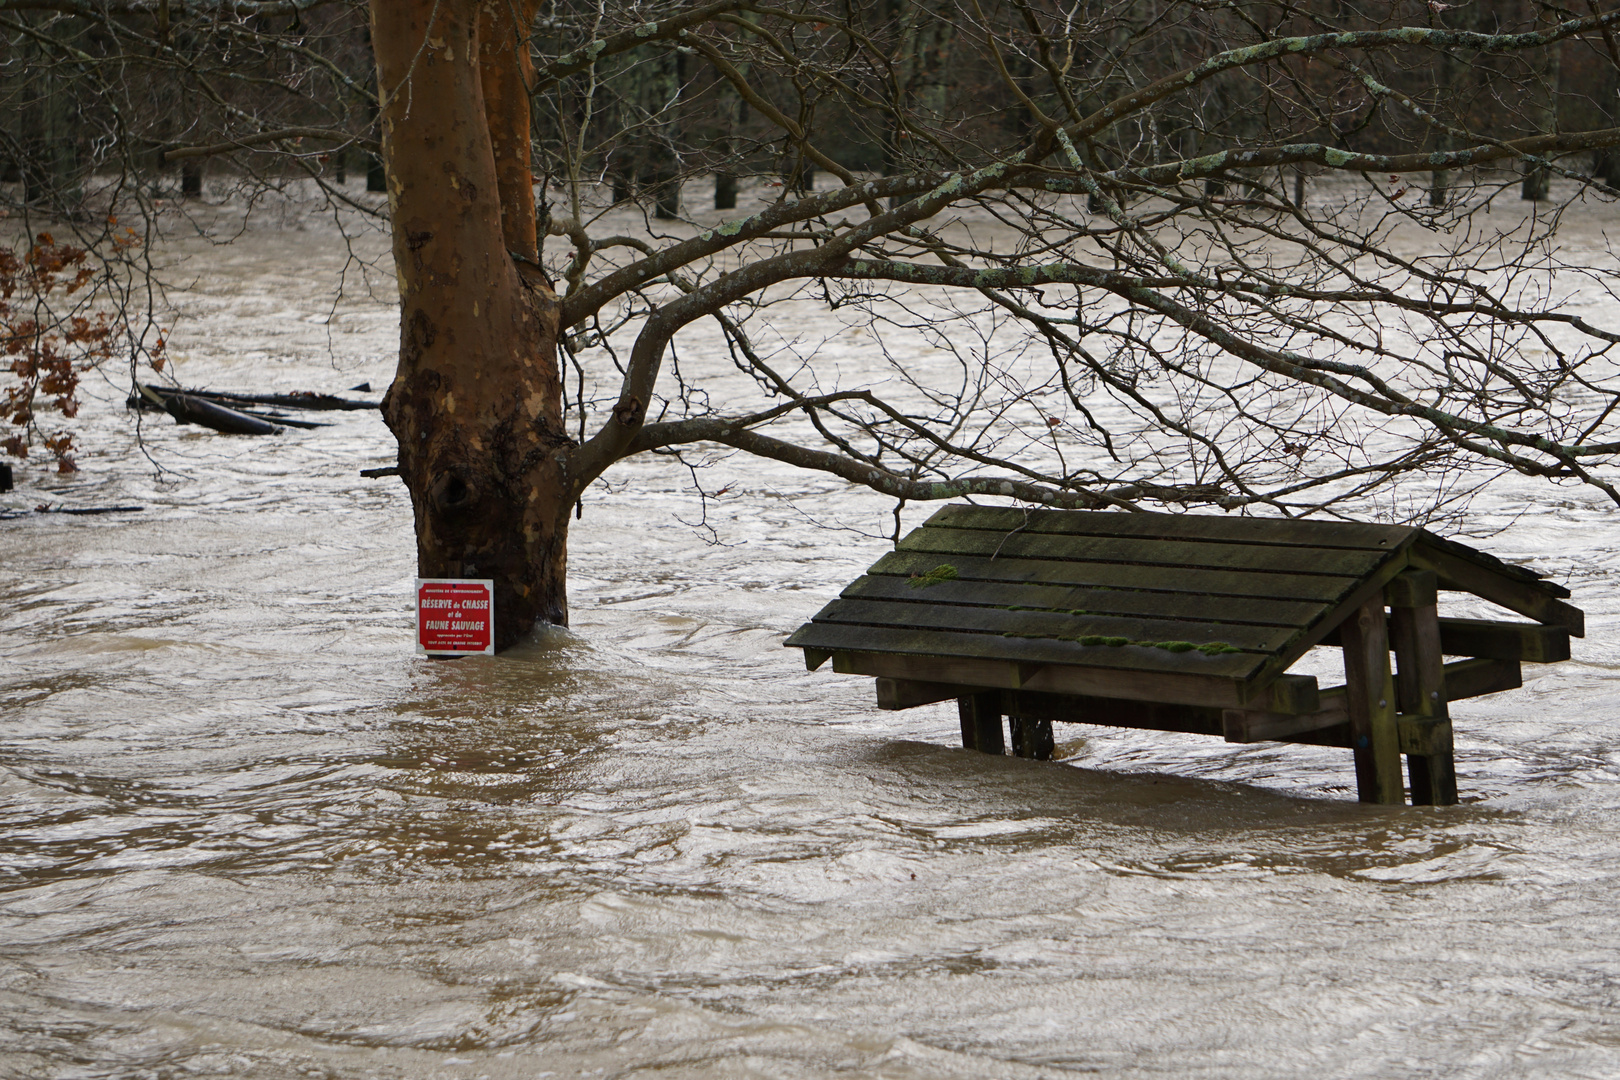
[{"xmin": 6, "ymin": 240, "xmax": 1620, "ymax": 1077}]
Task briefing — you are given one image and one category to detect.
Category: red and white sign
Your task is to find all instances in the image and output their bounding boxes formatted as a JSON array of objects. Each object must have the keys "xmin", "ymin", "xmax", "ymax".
[{"xmin": 416, "ymin": 578, "xmax": 494, "ymax": 656}]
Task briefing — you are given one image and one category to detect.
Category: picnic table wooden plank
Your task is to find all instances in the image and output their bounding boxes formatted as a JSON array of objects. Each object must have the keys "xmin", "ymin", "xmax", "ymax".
[
  {"xmin": 1435, "ymin": 617, "xmax": 1570, "ymax": 663},
  {"xmin": 897, "ymin": 525, "xmax": 1394, "ymax": 578},
  {"xmin": 875, "ymin": 675, "xmax": 1317, "ymax": 716},
  {"xmin": 826, "ymin": 646, "xmax": 1263, "ymax": 708},
  {"xmin": 1000, "ymin": 688, "xmax": 1226, "ymax": 737},
  {"xmin": 785, "ymin": 621, "xmax": 1266, "ymax": 680},
  {"xmin": 1414, "ymin": 529, "xmax": 1566, "ymax": 590},
  {"xmin": 869, "ymin": 550, "xmax": 1362, "ymax": 602},
  {"xmin": 1409, "ymin": 541, "xmax": 1584, "ymax": 635},
  {"xmin": 1222, "ymin": 686, "xmax": 1348, "ymax": 743},
  {"xmin": 840, "ymin": 574, "xmax": 1329, "ymax": 628},
  {"xmin": 1278, "ymin": 659, "xmax": 1523, "ymax": 751},
  {"xmin": 784, "ymin": 504, "xmax": 1587, "ymax": 804},
  {"xmin": 808, "ymin": 597, "xmax": 1297, "ymax": 654},
  {"xmin": 928, "ymin": 504, "xmax": 1417, "ymax": 552}
]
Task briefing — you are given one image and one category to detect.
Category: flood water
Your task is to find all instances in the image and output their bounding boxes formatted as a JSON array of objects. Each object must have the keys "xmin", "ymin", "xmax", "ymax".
[{"xmin": 6, "ymin": 201, "xmax": 1620, "ymax": 1079}]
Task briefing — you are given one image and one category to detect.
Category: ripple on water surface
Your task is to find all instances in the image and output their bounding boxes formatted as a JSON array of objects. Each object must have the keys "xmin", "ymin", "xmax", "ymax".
[{"xmin": 5, "ymin": 239, "xmax": 1620, "ymax": 1078}]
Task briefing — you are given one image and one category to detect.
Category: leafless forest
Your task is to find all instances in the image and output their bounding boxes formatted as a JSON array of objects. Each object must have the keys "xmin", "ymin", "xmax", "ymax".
[{"xmin": 7, "ymin": 0, "xmax": 1620, "ymax": 527}]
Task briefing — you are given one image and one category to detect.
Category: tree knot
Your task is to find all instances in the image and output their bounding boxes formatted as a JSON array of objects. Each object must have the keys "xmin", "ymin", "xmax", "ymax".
[{"xmin": 612, "ymin": 396, "xmax": 643, "ymax": 427}]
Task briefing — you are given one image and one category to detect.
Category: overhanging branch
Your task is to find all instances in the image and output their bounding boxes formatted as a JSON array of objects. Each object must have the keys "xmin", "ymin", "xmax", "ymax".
[
  {"xmin": 680, "ymin": 426, "xmax": 1235, "ymax": 510},
  {"xmin": 830, "ymin": 258, "xmax": 1620, "ymax": 474},
  {"xmin": 160, "ymin": 128, "xmax": 378, "ymax": 162},
  {"xmin": 1093, "ymin": 129, "xmax": 1620, "ymax": 186}
]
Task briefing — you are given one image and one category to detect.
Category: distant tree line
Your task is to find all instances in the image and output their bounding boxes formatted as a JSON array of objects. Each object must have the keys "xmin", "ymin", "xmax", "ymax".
[
  {"xmin": 8, "ymin": 0, "xmax": 1620, "ymax": 642},
  {"xmin": 3, "ymin": 0, "xmax": 1618, "ymax": 226}
]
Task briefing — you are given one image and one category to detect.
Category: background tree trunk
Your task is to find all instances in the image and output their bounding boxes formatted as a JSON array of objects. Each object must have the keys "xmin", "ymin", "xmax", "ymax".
[
  {"xmin": 180, "ymin": 158, "xmax": 202, "ymax": 198},
  {"xmin": 370, "ymin": 0, "xmax": 572, "ymax": 650},
  {"xmin": 713, "ymin": 80, "xmax": 744, "ymax": 210},
  {"xmin": 1523, "ymin": 22, "xmax": 1560, "ymax": 201},
  {"xmin": 19, "ymin": 14, "xmax": 80, "ymax": 209},
  {"xmin": 713, "ymin": 170, "xmax": 738, "ymax": 209},
  {"xmin": 1430, "ymin": 23, "xmax": 1462, "ymax": 207}
]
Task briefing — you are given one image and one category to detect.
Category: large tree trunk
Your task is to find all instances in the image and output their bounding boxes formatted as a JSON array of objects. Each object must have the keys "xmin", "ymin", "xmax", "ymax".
[{"xmin": 370, "ymin": 0, "xmax": 572, "ymax": 651}]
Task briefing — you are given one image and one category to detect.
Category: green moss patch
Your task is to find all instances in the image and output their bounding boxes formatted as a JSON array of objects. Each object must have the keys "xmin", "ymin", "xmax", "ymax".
[{"xmin": 908, "ymin": 564, "xmax": 960, "ymax": 589}]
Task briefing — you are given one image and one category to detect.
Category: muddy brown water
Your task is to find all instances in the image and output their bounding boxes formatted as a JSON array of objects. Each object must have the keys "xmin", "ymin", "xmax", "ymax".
[{"xmin": 5, "ymin": 211, "xmax": 1620, "ymax": 1079}]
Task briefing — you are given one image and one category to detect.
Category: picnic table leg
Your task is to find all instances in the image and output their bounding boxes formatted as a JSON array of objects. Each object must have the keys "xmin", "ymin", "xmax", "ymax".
[
  {"xmin": 1341, "ymin": 594, "xmax": 1405, "ymax": 804},
  {"xmin": 1010, "ymin": 715, "xmax": 1055, "ymax": 760},
  {"xmin": 958, "ymin": 691, "xmax": 1005, "ymax": 754},
  {"xmin": 1387, "ymin": 570, "xmax": 1459, "ymax": 806}
]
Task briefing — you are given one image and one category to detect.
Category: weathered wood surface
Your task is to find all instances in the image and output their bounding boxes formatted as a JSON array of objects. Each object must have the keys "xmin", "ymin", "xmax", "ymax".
[
  {"xmin": 1223, "ymin": 688, "xmax": 1348, "ymax": 743},
  {"xmin": 790, "ymin": 506, "xmax": 1579, "ymax": 804},
  {"xmin": 1436, "ymin": 656, "xmax": 1523, "ymax": 699},
  {"xmin": 1340, "ymin": 595, "xmax": 1404, "ymax": 804},
  {"xmin": 876, "ymin": 678, "xmax": 974, "ymax": 710},
  {"xmin": 1407, "ymin": 543, "xmax": 1583, "ymax": 635},
  {"xmin": 793, "ymin": 509, "xmax": 1405, "ymax": 699},
  {"xmin": 1001, "ymin": 689, "xmax": 1226, "ymax": 736},
  {"xmin": 866, "ymin": 549, "xmax": 1361, "ymax": 602},
  {"xmin": 840, "ymin": 573, "xmax": 1330, "ymax": 627},
  {"xmin": 1010, "ymin": 715, "xmax": 1055, "ymax": 760},
  {"xmin": 1434, "ymin": 618, "xmax": 1570, "ymax": 663},
  {"xmin": 898, "ymin": 525, "xmax": 1394, "ymax": 577},
  {"xmin": 927, "ymin": 504, "xmax": 1416, "ymax": 550},
  {"xmin": 836, "ymin": 646, "xmax": 1325, "ymax": 713},
  {"xmin": 1398, "ymin": 716, "xmax": 1455, "ymax": 757},
  {"xmin": 797, "ymin": 623, "xmax": 1266, "ymax": 680},
  {"xmin": 914, "ymin": 652, "xmax": 1512, "ymax": 748},
  {"xmin": 1384, "ymin": 567, "xmax": 1438, "ymax": 608},
  {"xmin": 1281, "ymin": 659, "xmax": 1521, "ymax": 750},
  {"xmin": 147, "ymin": 387, "xmax": 285, "ymax": 435},
  {"xmin": 789, "ymin": 508, "xmax": 1575, "ymax": 694},
  {"xmin": 958, "ymin": 691, "xmax": 1004, "ymax": 754},
  {"xmin": 828, "ymin": 645, "xmax": 1262, "ymax": 708},
  {"xmin": 813, "ymin": 597, "xmax": 1297, "ymax": 654},
  {"xmin": 925, "ymin": 506, "xmax": 1567, "ymax": 594},
  {"xmin": 1387, "ymin": 569, "xmax": 1457, "ymax": 805},
  {"xmin": 1318, "ymin": 617, "xmax": 1570, "ymax": 663},
  {"xmin": 1409, "ymin": 528, "xmax": 1569, "ymax": 592}
]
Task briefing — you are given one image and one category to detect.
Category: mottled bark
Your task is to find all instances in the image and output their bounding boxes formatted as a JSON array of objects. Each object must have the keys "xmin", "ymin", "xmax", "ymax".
[{"xmin": 371, "ymin": 0, "xmax": 571, "ymax": 650}]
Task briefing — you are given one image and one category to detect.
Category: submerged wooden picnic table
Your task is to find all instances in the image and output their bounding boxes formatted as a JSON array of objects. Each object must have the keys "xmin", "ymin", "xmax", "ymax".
[{"xmin": 786, "ymin": 505, "xmax": 1584, "ymax": 805}]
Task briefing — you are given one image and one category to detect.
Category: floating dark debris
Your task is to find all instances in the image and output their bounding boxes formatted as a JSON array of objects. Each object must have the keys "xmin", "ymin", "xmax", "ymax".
[
  {"xmin": 128, "ymin": 383, "xmax": 380, "ymax": 435},
  {"xmin": 0, "ymin": 503, "xmax": 145, "ymax": 520}
]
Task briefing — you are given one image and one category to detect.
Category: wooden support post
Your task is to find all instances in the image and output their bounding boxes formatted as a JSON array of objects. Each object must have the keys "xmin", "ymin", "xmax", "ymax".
[
  {"xmin": 958, "ymin": 691, "xmax": 1005, "ymax": 755},
  {"xmin": 1386, "ymin": 570, "xmax": 1458, "ymax": 806},
  {"xmin": 1010, "ymin": 715, "xmax": 1055, "ymax": 760},
  {"xmin": 1340, "ymin": 595, "xmax": 1404, "ymax": 804}
]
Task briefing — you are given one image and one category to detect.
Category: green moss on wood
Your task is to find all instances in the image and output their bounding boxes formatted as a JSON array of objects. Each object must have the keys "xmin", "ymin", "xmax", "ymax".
[
  {"xmin": 908, "ymin": 564, "xmax": 960, "ymax": 589},
  {"xmin": 1197, "ymin": 642, "xmax": 1244, "ymax": 655}
]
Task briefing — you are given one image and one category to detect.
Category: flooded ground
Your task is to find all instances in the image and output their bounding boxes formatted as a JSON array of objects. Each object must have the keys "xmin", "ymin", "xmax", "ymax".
[{"xmin": 5, "ymin": 189, "xmax": 1620, "ymax": 1079}]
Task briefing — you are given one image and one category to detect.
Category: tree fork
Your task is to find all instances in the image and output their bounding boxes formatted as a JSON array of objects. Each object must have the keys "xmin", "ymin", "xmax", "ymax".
[{"xmin": 371, "ymin": 0, "xmax": 571, "ymax": 651}]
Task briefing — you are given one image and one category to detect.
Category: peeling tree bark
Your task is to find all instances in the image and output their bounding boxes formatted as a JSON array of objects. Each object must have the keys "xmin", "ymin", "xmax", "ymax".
[{"xmin": 370, "ymin": 0, "xmax": 571, "ymax": 651}]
